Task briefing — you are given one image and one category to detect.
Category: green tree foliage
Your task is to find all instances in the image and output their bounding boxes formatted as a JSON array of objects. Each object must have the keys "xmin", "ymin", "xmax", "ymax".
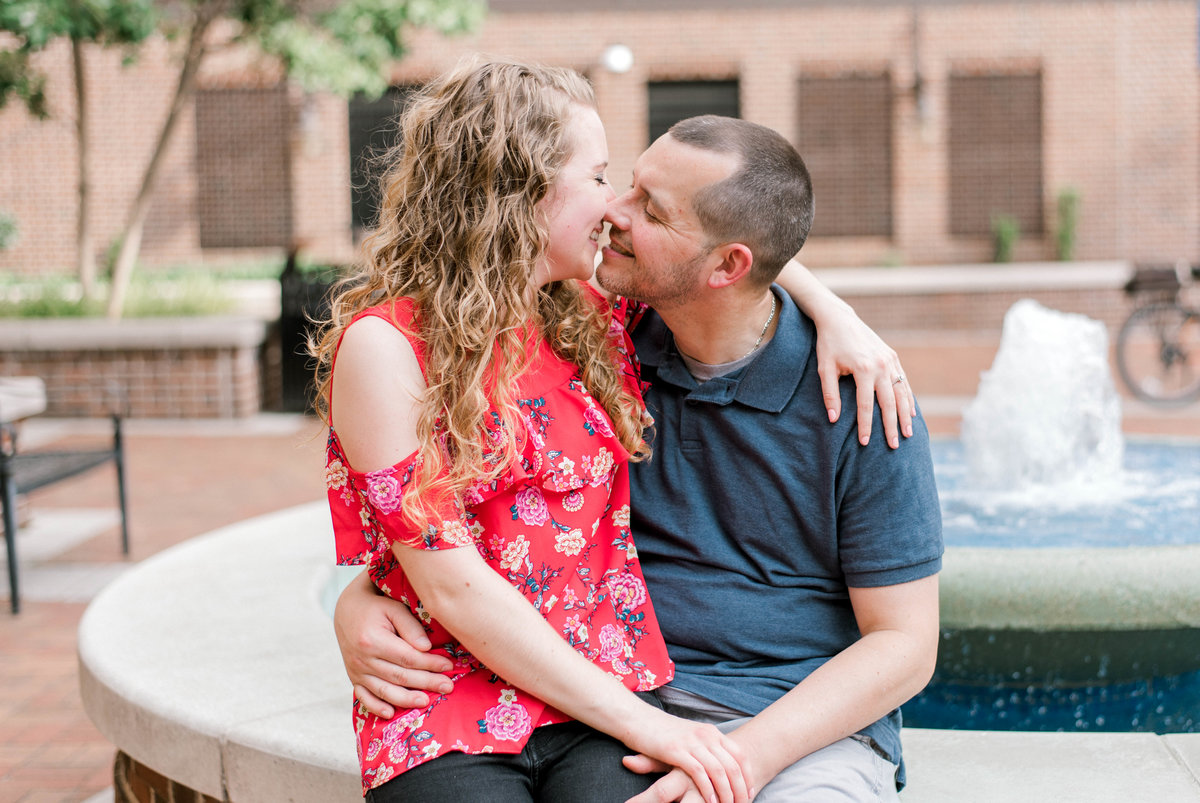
[
  {"xmin": 0, "ymin": 50, "xmax": 48, "ymax": 118},
  {"xmin": 0, "ymin": 0, "xmax": 158, "ymax": 112},
  {"xmin": 251, "ymin": 0, "xmax": 485, "ymax": 98},
  {"xmin": 1, "ymin": 0, "xmax": 485, "ymax": 316},
  {"xmin": 1, "ymin": 0, "xmax": 159, "ymax": 297},
  {"xmin": 100, "ymin": 0, "xmax": 485, "ymax": 317}
]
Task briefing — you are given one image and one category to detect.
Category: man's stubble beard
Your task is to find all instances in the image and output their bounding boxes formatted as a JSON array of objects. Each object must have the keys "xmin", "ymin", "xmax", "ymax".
[{"xmin": 595, "ymin": 250, "xmax": 706, "ymax": 311}]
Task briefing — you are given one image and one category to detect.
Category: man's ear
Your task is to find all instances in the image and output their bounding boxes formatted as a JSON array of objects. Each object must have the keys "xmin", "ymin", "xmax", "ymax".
[{"xmin": 706, "ymin": 243, "xmax": 754, "ymax": 289}]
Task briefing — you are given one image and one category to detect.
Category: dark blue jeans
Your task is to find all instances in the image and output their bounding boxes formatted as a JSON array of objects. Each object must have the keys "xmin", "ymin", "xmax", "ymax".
[{"xmin": 365, "ymin": 718, "xmax": 663, "ymax": 803}]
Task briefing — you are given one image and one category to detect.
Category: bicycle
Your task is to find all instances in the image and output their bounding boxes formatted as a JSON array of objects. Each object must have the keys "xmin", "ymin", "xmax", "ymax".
[{"xmin": 1116, "ymin": 261, "xmax": 1200, "ymax": 405}]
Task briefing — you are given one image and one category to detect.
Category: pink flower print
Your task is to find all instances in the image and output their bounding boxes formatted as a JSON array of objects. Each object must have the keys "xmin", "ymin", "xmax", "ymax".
[
  {"xmin": 605, "ymin": 572, "xmax": 647, "ymax": 612},
  {"xmin": 583, "ymin": 404, "xmax": 615, "ymax": 437},
  {"xmin": 325, "ymin": 459, "xmax": 348, "ymax": 490},
  {"xmin": 549, "ymin": 456, "xmax": 583, "ymax": 493},
  {"xmin": 439, "ymin": 519, "xmax": 476, "ymax": 547},
  {"xmin": 365, "ymin": 738, "xmax": 382, "ymax": 761},
  {"xmin": 484, "ymin": 422, "xmax": 506, "ymax": 448},
  {"xmin": 598, "ymin": 623, "xmax": 624, "ymax": 661},
  {"xmin": 365, "ymin": 469, "xmax": 402, "ymax": 514},
  {"xmin": 463, "ymin": 483, "xmax": 486, "ymax": 506},
  {"xmin": 381, "ymin": 710, "xmax": 424, "ymax": 744},
  {"xmin": 387, "ymin": 740, "xmax": 409, "ymax": 764},
  {"xmin": 484, "ymin": 700, "xmax": 533, "ymax": 742},
  {"xmin": 611, "ymin": 656, "xmax": 632, "ymax": 676},
  {"xmin": 564, "ymin": 614, "xmax": 585, "ymax": 640},
  {"xmin": 374, "ymin": 764, "xmax": 394, "ymax": 785},
  {"xmin": 585, "ymin": 448, "xmax": 616, "ymax": 487},
  {"xmin": 500, "ymin": 535, "xmax": 530, "ymax": 571},
  {"xmin": 611, "ymin": 504, "xmax": 631, "ymax": 530},
  {"xmin": 562, "ymin": 586, "xmax": 580, "ymax": 608},
  {"xmin": 563, "ymin": 490, "xmax": 585, "ymax": 512},
  {"xmin": 525, "ymin": 418, "xmax": 547, "ymax": 450},
  {"xmin": 554, "ymin": 528, "xmax": 586, "ymax": 556},
  {"xmin": 514, "ymin": 487, "xmax": 550, "ymax": 526}
]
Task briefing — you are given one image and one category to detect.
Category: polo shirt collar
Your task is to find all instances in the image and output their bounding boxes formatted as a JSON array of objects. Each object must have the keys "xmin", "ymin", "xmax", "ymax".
[{"xmin": 639, "ymin": 286, "xmax": 811, "ymax": 412}]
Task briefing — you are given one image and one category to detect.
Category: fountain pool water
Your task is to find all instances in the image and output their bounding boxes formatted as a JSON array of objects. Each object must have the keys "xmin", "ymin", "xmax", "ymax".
[
  {"xmin": 904, "ymin": 301, "xmax": 1200, "ymax": 733},
  {"xmin": 935, "ymin": 438, "xmax": 1200, "ymax": 549}
]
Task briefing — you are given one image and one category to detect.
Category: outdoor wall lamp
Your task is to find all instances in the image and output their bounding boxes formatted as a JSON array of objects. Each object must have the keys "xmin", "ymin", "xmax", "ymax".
[{"xmin": 601, "ymin": 43, "xmax": 634, "ymax": 74}]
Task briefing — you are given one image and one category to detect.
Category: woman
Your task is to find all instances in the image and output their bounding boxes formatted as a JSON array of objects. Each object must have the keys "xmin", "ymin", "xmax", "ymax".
[{"xmin": 314, "ymin": 57, "xmax": 754, "ymax": 802}]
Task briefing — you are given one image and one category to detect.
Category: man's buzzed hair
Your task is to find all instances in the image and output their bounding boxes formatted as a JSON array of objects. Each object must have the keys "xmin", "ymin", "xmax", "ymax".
[{"xmin": 668, "ymin": 115, "xmax": 814, "ymax": 284}]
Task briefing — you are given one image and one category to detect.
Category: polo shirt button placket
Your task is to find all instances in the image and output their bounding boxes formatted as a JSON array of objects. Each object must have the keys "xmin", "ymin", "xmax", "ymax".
[{"xmin": 681, "ymin": 396, "xmax": 702, "ymax": 451}]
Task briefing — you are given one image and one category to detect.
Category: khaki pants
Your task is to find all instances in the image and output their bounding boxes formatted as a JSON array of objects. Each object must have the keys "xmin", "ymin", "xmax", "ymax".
[{"xmin": 656, "ymin": 685, "xmax": 902, "ymax": 802}]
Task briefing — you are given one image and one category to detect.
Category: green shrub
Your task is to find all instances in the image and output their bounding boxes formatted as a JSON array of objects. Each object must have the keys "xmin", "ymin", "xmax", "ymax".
[
  {"xmin": 1055, "ymin": 188, "xmax": 1080, "ymax": 261},
  {"xmin": 991, "ymin": 214, "xmax": 1020, "ymax": 263},
  {"xmin": 0, "ymin": 211, "xmax": 17, "ymax": 251},
  {"xmin": 0, "ymin": 273, "xmax": 233, "ymax": 318},
  {"xmin": 0, "ymin": 277, "xmax": 91, "ymax": 317}
]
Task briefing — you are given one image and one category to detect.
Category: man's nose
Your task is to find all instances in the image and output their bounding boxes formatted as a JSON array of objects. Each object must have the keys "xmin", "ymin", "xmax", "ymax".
[{"xmin": 605, "ymin": 191, "xmax": 632, "ymax": 229}]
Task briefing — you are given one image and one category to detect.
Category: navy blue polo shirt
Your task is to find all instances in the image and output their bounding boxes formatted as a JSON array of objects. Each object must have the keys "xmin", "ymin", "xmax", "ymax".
[{"xmin": 628, "ymin": 288, "xmax": 943, "ymax": 784}]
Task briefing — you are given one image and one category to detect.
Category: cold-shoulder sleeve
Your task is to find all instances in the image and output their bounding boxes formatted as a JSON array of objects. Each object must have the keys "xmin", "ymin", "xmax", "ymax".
[
  {"xmin": 324, "ymin": 300, "xmax": 528, "ymax": 565},
  {"xmin": 326, "ymin": 428, "xmax": 528, "ymax": 566}
]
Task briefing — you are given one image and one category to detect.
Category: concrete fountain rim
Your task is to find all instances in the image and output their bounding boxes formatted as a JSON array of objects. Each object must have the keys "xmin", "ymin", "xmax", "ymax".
[
  {"xmin": 940, "ymin": 542, "xmax": 1200, "ymax": 630},
  {"xmin": 935, "ymin": 433, "xmax": 1200, "ymax": 630},
  {"xmin": 75, "ymin": 498, "xmax": 1200, "ymax": 802}
]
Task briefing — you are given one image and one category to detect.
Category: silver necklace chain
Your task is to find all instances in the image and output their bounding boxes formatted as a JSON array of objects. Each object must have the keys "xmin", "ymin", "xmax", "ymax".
[{"xmin": 739, "ymin": 293, "xmax": 777, "ymax": 360}]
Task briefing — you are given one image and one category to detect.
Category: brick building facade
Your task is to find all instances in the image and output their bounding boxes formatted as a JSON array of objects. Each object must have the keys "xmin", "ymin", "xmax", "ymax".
[{"xmin": 1, "ymin": 0, "xmax": 1197, "ymax": 276}]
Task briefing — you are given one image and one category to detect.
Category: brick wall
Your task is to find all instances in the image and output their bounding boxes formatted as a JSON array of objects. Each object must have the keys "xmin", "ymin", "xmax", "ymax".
[
  {"xmin": 0, "ymin": 1, "xmax": 1196, "ymax": 275},
  {"xmin": 0, "ymin": 318, "xmax": 270, "ymax": 418},
  {"xmin": 2, "ymin": 346, "xmax": 261, "ymax": 418},
  {"xmin": 388, "ymin": 1, "xmax": 1199, "ymax": 268}
]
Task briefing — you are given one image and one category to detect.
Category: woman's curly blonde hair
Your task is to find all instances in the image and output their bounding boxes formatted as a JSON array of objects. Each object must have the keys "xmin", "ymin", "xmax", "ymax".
[{"xmin": 312, "ymin": 56, "xmax": 649, "ymax": 528}]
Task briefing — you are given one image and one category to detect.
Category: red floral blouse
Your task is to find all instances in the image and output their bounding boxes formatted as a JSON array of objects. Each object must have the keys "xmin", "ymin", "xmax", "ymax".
[{"xmin": 324, "ymin": 290, "xmax": 673, "ymax": 795}]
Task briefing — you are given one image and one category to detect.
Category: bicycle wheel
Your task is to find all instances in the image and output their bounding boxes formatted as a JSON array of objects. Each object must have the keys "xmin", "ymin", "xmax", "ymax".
[{"xmin": 1116, "ymin": 302, "xmax": 1200, "ymax": 405}]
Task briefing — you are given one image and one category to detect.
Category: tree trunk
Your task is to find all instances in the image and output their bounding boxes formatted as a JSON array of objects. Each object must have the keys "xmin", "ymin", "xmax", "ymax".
[
  {"xmin": 105, "ymin": 5, "xmax": 220, "ymax": 319},
  {"xmin": 71, "ymin": 36, "xmax": 97, "ymax": 300}
]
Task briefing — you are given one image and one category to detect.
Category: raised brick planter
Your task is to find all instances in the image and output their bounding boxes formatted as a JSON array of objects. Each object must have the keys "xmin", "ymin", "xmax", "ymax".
[
  {"xmin": 0, "ymin": 317, "xmax": 270, "ymax": 418},
  {"xmin": 814, "ymin": 260, "xmax": 1141, "ymax": 333},
  {"xmin": 114, "ymin": 751, "xmax": 221, "ymax": 803}
]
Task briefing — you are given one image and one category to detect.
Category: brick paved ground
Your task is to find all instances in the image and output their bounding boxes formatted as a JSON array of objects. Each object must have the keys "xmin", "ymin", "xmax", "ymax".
[
  {"xmin": 0, "ymin": 417, "xmax": 328, "ymax": 803},
  {"xmin": 1, "ymin": 336, "xmax": 1198, "ymax": 803}
]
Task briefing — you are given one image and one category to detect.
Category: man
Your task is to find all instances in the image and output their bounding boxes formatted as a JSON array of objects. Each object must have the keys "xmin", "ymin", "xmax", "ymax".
[{"xmin": 336, "ymin": 116, "xmax": 942, "ymax": 801}]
